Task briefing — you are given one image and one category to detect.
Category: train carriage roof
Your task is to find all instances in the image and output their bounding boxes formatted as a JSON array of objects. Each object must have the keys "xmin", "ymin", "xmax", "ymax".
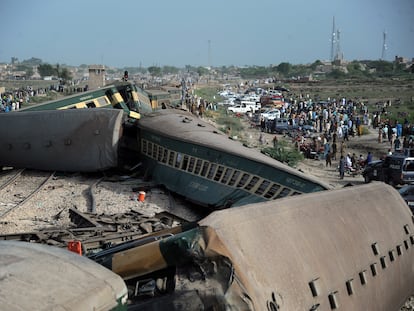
[
  {"xmin": 0, "ymin": 241, "xmax": 127, "ymax": 311},
  {"xmin": 198, "ymin": 182, "xmax": 414, "ymax": 310}
]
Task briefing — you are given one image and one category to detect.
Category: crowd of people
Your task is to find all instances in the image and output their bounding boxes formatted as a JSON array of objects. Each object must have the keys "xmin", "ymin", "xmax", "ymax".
[
  {"xmin": 0, "ymin": 86, "xmax": 47, "ymax": 112},
  {"xmin": 252, "ymin": 92, "xmax": 412, "ymax": 180}
]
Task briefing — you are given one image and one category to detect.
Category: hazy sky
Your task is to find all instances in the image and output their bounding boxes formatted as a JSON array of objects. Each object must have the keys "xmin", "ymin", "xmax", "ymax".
[{"xmin": 2, "ymin": 0, "xmax": 413, "ymax": 68}]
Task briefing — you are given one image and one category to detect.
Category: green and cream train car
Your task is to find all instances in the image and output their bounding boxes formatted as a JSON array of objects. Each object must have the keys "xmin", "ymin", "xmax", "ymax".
[
  {"xmin": 137, "ymin": 109, "xmax": 330, "ymax": 209},
  {"xmin": 21, "ymin": 81, "xmax": 152, "ymax": 119}
]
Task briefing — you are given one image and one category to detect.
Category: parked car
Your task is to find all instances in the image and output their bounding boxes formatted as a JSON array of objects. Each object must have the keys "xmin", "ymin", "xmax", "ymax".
[
  {"xmin": 362, "ymin": 160, "xmax": 385, "ymax": 183},
  {"xmin": 272, "ymin": 118, "xmax": 290, "ymax": 134},
  {"xmin": 260, "ymin": 109, "xmax": 281, "ymax": 120},
  {"xmin": 398, "ymin": 184, "xmax": 414, "ymax": 212}
]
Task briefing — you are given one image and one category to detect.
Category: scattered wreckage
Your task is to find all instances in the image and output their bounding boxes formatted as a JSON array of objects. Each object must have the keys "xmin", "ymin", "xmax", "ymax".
[{"xmin": 2, "ymin": 183, "xmax": 414, "ymax": 310}]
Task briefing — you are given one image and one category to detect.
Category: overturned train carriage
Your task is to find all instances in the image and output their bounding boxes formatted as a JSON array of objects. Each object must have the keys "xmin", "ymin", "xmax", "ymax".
[
  {"xmin": 0, "ymin": 109, "xmax": 124, "ymax": 172},
  {"xmin": 96, "ymin": 183, "xmax": 414, "ymax": 310},
  {"xmin": 0, "ymin": 241, "xmax": 127, "ymax": 311},
  {"xmin": 137, "ymin": 109, "xmax": 330, "ymax": 209}
]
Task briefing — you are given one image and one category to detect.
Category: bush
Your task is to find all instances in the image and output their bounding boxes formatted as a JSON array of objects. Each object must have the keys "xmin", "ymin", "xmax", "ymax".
[
  {"xmin": 261, "ymin": 142, "xmax": 304, "ymax": 167},
  {"xmin": 215, "ymin": 115, "xmax": 244, "ymax": 136}
]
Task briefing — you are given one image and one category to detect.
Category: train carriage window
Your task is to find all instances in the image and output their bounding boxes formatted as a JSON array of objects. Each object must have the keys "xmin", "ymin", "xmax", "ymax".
[
  {"xmin": 207, "ymin": 164, "xmax": 217, "ymax": 179},
  {"xmin": 157, "ymin": 146, "xmax": 163, "ymax": 161},
  {"xmin": 228, "ymin": 170, "xmax": 241, "ymax": 186},
  {"xmin": 214, "ymin": 165, "xmax": 225, "ymax": 181},
  {"xmin": 221, "ymin": 168, "xmax": 233, "ymax": 184},
  {"xmin": 181, "ymin": 155, "xmax": 189, "ymax": 171},
  {"xmin": 149, "ymin": 142, "xmax": 155, "ymax": 157},
  {"xmin": 194, "ymin": 159, "xmax": 203, "ymax": 174},
  {"xmin": 142, "ymin": 140, "xmax": 147, "ymax": 154},
  {"xmin": 96, "ymin": 97, "xmax": 109, "ymax": 107},
  {"xmin": 237, "ymin": 173, "xmax": 250, "ymax": 188},
  {"xmin": 187, "ymin": 157, "xmax": 196, "ymax": 172},
  {"xmin": 276, "ymin": 187, "xmax": 291, "ymax": 198},
  {"xmin": 153, "ymin": 145, "xmax": 158, "ymax": 160},
  {"xmin": 147, "ymin": 142, "xmax": 153, "ymax": 157},
  {"xmin": 200, "ymin": 162, "xmax": 210, "ymax": 177},
  {"xmin": 255, "ymin": 180, "xmax": 270, "ymax": 195},
  {"xmin": 86, "ymin": 101, "xmax": 96, "ymax": 108},
  {"xmin": 175, "ymin": 153, "xmax": 183, "ymax": 168},
  {"xmin": 161, "ymin": 149, "xmax": 168, "ymax": 163},
  {"xmin": 168, "ymin": 151, "xmax": 175, "ymax": 166},
  {"xmin": 264, "ymin": 183, "xmax": 281, "ymax": 198},
  {"xmin": 291, "ymin": 191, "xmax": 301, "ymax": 196},
  {"xmin": 245, "ymin": 176, "xmax": 259, "ymax": 191}
]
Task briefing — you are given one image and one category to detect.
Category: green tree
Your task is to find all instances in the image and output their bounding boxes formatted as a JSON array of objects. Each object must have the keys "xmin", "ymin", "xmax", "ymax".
[
  {"xmin": 346, "ymin": 61, "xmax": 366, "ymax": 77},
  {"xmin": 59, "ymin": 67, "xmax": 72, "ymax": 82},
  {"xmin": 162, "ymin": 66, "xmax": 179, "ymax": 74},
  {"xmin": 15, "ymin": 64, "xmax": 34, "ymax": 78},
  {"xmin": 196, "ymin": 66, "xmax": 209, "ymax": 76},
  {"xmin": 21, "ymin": 57, "xmax": 43, "ymax": 66},
  {"xmin": 37, "ymin": 63, "xmax": 56, "ymax": 77},
  {"xmin": 327, "ymin": 69, "xmax": 346, "ymax": 79},
  {"xmin": 239, "ymin": 66, "xmax": 269, "ymax": 78},
  {"xmin": 367, "ymin": 60, "xmax": 393, "ymax": 73},
  {"xmin": 277, "ymin": 62, "xmax": 292, "ymax": 75},
  {"xmin": 148, "ymin": 66, "xmax": 162, "ymax": 76},
  {"xmin": 310, "ymin": 60, "xmax": 322, "ymax": 70}
]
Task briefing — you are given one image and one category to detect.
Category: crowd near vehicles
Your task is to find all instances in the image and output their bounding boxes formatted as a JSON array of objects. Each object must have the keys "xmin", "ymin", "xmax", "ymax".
[{"xmin": 362, "ymin": 153, "xmax": 414, "ymax": 185}]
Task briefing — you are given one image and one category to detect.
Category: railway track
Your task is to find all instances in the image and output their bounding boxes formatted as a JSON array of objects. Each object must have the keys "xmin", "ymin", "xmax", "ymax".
[
  {"xmin": 0, "ymin": 169, "xmax": 55, "ymax": 219},
  {"xmin": 0, "ymin": 206, "xmax": 192, "ymax": 254}
]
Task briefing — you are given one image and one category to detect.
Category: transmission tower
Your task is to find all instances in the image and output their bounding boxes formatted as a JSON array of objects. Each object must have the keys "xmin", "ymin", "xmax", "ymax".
[
  {"xmin": 335, "ymin": 29, "xmax": 342, "ymax": 61},
  {"xmin": 381, "ymin": 31, "xmax": 387, "ymax": 60},
  {"xmin": 330, "ymin": 16, "xmax": 336, "ymax": 61}
]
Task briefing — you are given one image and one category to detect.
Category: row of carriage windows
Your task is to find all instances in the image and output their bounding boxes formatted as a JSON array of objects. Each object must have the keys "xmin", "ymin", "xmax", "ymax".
[
  {"xmin": 305, "ymin": 226, "xmax": 414, "ymax": 310},
  {"xmin": 141, "ymin": 139, "xmax": 302, "ymax": 200}
]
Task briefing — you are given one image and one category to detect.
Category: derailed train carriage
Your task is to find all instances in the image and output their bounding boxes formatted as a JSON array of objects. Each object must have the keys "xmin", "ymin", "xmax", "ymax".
[
  {"xmin": 137, "ymin": 108, "xmax": 330, "ymax": 209},
  {"xmin": 0, "ymin": 241, "xmax": 128, "ymax": 311},
  {"xmin": 0, "ymin": 82, "xmax": 152, "ymax": 172},
  {"xmin": 90, "ymin": 183, "xmax": 414, "ymax": 310},
  {"xmin": 20, "ymin": 81, "xmax": 152, "ymax": 118}
]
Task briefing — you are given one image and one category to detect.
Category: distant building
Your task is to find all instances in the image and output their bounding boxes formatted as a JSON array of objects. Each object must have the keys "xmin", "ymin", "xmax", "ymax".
[{"xmin": 88, "ymin": 65, "xmax": 105, "ymax": 90}]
